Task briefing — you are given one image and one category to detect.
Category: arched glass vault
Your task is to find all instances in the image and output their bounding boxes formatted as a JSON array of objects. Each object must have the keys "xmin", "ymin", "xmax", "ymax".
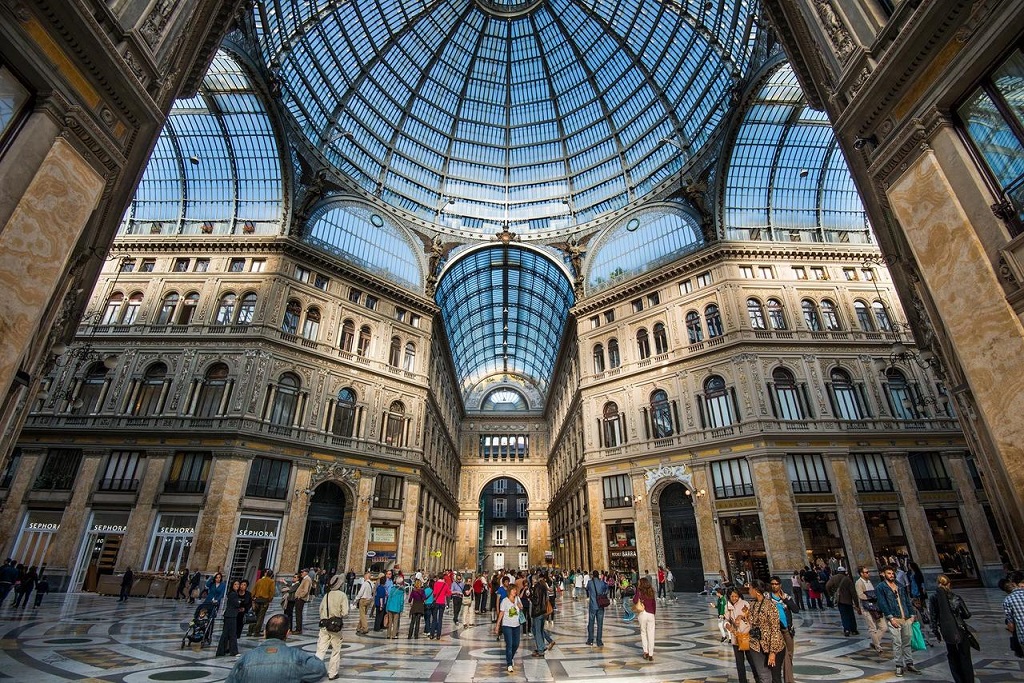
[{"xmin": 435, "ymin": 245, "xmax": 575, "ymax": 400}]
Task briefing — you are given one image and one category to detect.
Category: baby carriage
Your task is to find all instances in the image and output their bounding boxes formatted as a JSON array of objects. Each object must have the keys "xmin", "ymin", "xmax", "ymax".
[{"xmin": 181, "ymin": 602, "xmax": 218, "ymax": 649}]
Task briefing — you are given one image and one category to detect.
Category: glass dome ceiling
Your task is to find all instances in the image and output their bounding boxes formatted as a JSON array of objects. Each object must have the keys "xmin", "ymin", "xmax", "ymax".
[{"xmin": 256, "ymin": 0, "xmax": 757, "ymax": 235}]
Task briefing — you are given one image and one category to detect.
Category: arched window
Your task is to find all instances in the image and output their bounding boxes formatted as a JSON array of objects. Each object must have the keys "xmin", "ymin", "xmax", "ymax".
[
  {"xmin": 122, "ymin": 292, "xmax": 144, "ymax": 325},
  {"xmin": 403, "ymin": 342, "xmax": 416, "ymax": 372},
  {"xmin": 389, "ymin": 336, "xmax": 402, "ymax": 367},
  {"xmin": 650, "ymin": 389, "xmax": 673, "ymax": 438},
  {"xmin": 685, "ymin": 310, "xmax": 703, "ymax": 343},
  {"xmin": 873, "ymin": 301, "xmax": 893, "ymax": 332},
  {"xmin": 74, "ymin": 362, "xmax": 109, "ymax": 414},
  {"xmin": 195, "ymin": 363, "xmax": 230, "ymax": 418},
  {"xmin": 821, "ymin": 299, "xmax": 841, "ymax": 331},
  {"xmin": 101, "ymin": 293, "xmax": 124, "ymax": 325},
  {"xmin": 357, "ymin": 325, "xmax": 371, "ymax": 356},
  {"xmin": 236, "ymin": 293, "xmax": 257, "ymax": 325},
  {"xmin": 281, "ymin": 299, "xmax": 301, "ymax": 334},
  {"xmin": 747, "ymin": 298, "xmax": 766, "ymax": 330},
  {"xmin": 269, "ymin": 373, "xmax": 300, "ymax": 426},
  {"xmin": 340, "ymin": 319, "xmax": 355, "ymax": 352},
  {"xmin": 636, "ymin": 328, "xmax": 651, "ymax": 359},
  {"xmin": 215, "ymin": 293, "xmax": 236, "ymax": 325},
  {"xmin": 828, "ymin": 368, "xmax": 864, "ymax": 420},
  {"xmin": 767, "ymin": 298, "xmax": 787, "ymax": 330},
  {"xmin": 801, "ymin": 299, "xmax": 822, "ymax": 331},
  {"xmin": 702, "ymin": 375, "xmax": 736, "ymax": 428},
  {"xmin": 157, "ymin": 293, "xmax": 179, "ymax": 325},
  {"xmin": 884, "ymin": 368, "xmax": 916, "ymax": 419},
  {"xmin": 705, "ymin": 304, "xmax": 723, "ymax": 338},
  {"xmin": 134, "ymin": 362, "xmax": 167, "ymax": 416},
  {"xmin": 607, "ymin": 338, "xmax": 621, "ymax": 368},
  {"xmin": 593, "ymin": 343, "xmax": 605, "ymax": 373},
  {"xmin": 771, "ymin": 367, "xmax": 805, "ymax": 420},
  {"xmin": 854, "ymin": 300, "xmax": 873, "ymax": 331},
  {"xmin": 332, "ymin": 387, "xmax": 357, "ymax": 437},
  {"xmin": 602, "ymin": 401, "xmax": 622, "ymax": 447},
  {"xmin": 384, "ymin": 400, "xmax": 406, "ymax": 446},
  {"xmin": 179, "ymin": 292, "xmax": 199, "ymax": 324},
  {"xmin": 653, "ymin": 322, "xmax": 669, "ymax": 354},
  {"xmin": 302, "ymin": 307, "xmax": 321, "ymax": 341}
]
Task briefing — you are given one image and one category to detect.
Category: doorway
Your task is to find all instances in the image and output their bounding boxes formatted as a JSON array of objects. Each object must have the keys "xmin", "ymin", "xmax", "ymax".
[
  {"xmin": 659, "ymin": 483, "xmax": 705, "ymax": 592},
  {"xmin": 299, "ymin": 482, "xmax": 345, "ymax": 571}
]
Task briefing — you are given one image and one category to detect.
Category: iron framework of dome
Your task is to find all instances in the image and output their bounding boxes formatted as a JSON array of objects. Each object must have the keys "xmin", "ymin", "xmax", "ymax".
[{"xmin": 255, "ymin": 0, "xmax": 758, "ymax": 236}]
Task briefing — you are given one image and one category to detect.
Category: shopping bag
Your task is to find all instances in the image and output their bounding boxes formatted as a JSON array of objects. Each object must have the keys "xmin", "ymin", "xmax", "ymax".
[{"xmin": 910, "ymin": 620, "xmax": 927, "ymax": 651}]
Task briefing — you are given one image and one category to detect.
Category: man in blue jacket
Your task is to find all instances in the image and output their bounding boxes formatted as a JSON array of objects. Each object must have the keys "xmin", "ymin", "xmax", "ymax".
[
  {"xmin": 586, "ymin": 570, "xmax": 608, "ymax": 647},
  {"xmin": 227, "ymin": 614, "xmax": 326, "ymax": 683},
  {"xmin": 875, "ymin": 565, "xmax": 923, "ymax": 677}
]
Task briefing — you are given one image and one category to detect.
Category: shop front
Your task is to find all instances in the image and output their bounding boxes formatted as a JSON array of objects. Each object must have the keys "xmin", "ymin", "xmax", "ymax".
[
  {"xmin": 144, "ymin": 513, "xmax": 197, "ymax": 573},
  {"xmin": 606, "ymin": 522, "xmax": 638, "ymax": 573},
  {"xmin": 720, "ymin": 514, "xmax": 767, "ymax": 583},
  {"xmin": 10, "ymin": 510, "xmax": 62, "ymax": 568},
  {"xmin": 229, "ymin": 516, "xmax": 280, "ymax": 584},
  {"xmin": 863, "ymin": 509, "xmax": 910, "ymax": 570},
  {"xmin": 799, "ymin": 510, "xmax": 848, "ymax": 568},
  {"xmin": 367, "ymin": 525, "xmax": 398, "ymax": 572},
  {"xmin": 926, "ymin": 507, "xmax": 978, "ymax": 581},
  {"xmin": 72, "ymin": 511, "xmax": 129, "ymax": 591}
]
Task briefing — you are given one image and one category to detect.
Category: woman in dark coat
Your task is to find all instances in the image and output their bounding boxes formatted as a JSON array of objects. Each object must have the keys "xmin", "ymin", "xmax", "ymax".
[
  {"xmin": 14, "ymin": 566, "xmax": 37, "ymax": 608},
  {"xmin": 235, "ymin": 579, "xmax": 252, "ymax": 638},
  {"xmin": 215, "ymin": 580, "xmax": 242, "ymax": 657},
  {"xmin": 929, "ymin": 574, "xmax": 975, "ymax": 683}
]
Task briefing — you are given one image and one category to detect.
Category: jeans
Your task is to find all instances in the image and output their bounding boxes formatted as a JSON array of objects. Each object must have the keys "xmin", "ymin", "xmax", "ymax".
[
  {"xmin": 749, "ymin": 648, "xmax": 783, "ymax": 683},
  {"xmin": 502, "ymin": 624, "xmax": 521, "ymax": 666},
  {"xmin": 431, "ymin": 603, "xmax": 446, "ymax": 637},
  {"xmin": 587, "ymin": 605, "xmax": 605, "ymax": 645},
  {"xmin": 657, "ymin": 582, "xmax": 666, "ymax": 598},
  {"xmin": 888, "ymin": 617, "xmax": 915, "ymax": 667},
  {"xmin": 791, "ymin": 587, "xmax": 804, "ymax": 611},
  {"xmin": 408, "ymin": 612, "xmax": 423, "ymax": 638},
  {"xmin": 533, "ymin": 613, "xmax": 553, "ymax": 653},
  {"xmin": 451, "ymin": 595, "xmax": 463, "ymax": 623}
]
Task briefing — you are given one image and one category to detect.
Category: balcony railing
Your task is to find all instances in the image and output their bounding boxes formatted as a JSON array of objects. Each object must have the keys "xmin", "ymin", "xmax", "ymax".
[
  {"xmin": 714, "ymin": 484, "xmax": 755, "ymax": 499},
  {"xmin": 855, "ymin": 478, "xmax": 894, "ymax": 493},
  {"xmin": 32, "ymin": 474, "xmax": 76, "ymax": 491},
  {"xmin": 99, "ymin": 477, "xmax": 139, "ymax": 492},
  {"xmin": 244, "ymin": 483, "xmax": 288, "ymax": 500},
  {"xmin": 164, "ymin": 479, "xmax": 206, "ymax": 494},
  {"xmin": 914, "ymin": 477, "xmax": 953, "ymax": 492},
  {"xmin": 791, "ymin": 479, "xmax": 832, "ymax": 494}
]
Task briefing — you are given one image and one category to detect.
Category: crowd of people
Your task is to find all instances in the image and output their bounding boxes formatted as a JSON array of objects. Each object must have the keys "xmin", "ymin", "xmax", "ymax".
[{"xmin": 0, "ymin": 559, "xmax": 49, "ymax": 608}]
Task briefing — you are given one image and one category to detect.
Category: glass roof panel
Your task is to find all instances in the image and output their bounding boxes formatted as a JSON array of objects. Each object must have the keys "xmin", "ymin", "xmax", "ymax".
[
  {"xmin": 723, "ymin": 63, "xmax": 870, "ymax": 239},
  {"xmin": 587, "ymin": 208, "xmax": 705, "ymax": 292},
  {"xmin": 304, "ymin": 205, "xmax": 423, "ymax": 290},
  {"xmin": 120, "ymin": 51, "xmax": 283, "ymax": 236},
  {"xmin": 436, "ymin": 245, "xmax": 574, "ymax": 399},
  {"xmin": 256, "ymin": 0, "xmax": 757, "ymax": 233}
]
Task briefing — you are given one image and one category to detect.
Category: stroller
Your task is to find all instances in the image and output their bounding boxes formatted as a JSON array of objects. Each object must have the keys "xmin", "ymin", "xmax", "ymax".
[{"xmin": 181, "ymin": 602, "xmax": 218, "ymax": 649}]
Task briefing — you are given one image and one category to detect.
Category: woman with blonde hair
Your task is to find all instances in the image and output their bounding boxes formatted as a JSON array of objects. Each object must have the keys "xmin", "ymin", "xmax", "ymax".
[
  {"xmin": 632, "ymin": 577, "xmax": 657, "ymax": 661},
  {"xmin": 928, "ymin": 574, "xmax": 976, "ymax": 683}
]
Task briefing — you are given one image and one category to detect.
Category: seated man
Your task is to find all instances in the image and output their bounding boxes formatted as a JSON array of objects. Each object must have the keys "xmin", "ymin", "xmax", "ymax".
[{"xmin": 226, "ymin": 614, "xmax": 326, "ymax": 683}]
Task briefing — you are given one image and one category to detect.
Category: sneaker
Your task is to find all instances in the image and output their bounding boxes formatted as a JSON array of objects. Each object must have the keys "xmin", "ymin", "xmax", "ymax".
[
  {"xmin": 546, "ymin": 641, "xmax": 556, "ymax": 651},
  {"xmin": 586, "ymin": 641, "xmax": 594, "ymax": 646},
  {"xmin": 905, "ymin": 664, "xmax": 923, "ymax": 674},
  {"xmin": 895, "ymin": 666, "xmax": 904, "ymax": 677},
  {"xmin": 507, "ymin": 665, "xmax": 513, "ymax": 672}
]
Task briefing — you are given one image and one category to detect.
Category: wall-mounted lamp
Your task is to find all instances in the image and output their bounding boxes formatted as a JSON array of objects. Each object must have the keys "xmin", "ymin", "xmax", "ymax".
[
  {"xmin": 188, "ymin": 155, "xmax": 201, "ymax": 165},
  {"xmin": 853, "ymin": 134, "xmax": 878, "ymax": 151},
  {"xmin": 872, "ymin": 342, "xmax": 940, "ymax": 374},
  {"xmin": 684, "ymin": 488, "xmax": 707, "ymax": 499},
  {"xmin": 623, "ymin": 494, "xmax": 643, "ymax": 506}
]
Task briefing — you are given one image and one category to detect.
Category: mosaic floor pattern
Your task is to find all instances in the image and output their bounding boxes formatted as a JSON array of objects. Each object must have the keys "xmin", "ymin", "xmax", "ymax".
[{"xmin": 0, "ymin": 588, "xmax": 1019, "ymax": 682}]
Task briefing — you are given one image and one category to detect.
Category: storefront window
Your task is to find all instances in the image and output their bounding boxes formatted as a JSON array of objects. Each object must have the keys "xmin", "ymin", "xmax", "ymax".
[
  {"xmin": 720, "ymin": 514, "xmax": 767, "ymax": 583},
  {"xmin": 926, "ymin": 508, "xmax": 978, "ymax": 580},
  {"xmin": 230, "ymin": 517, "xmax": 280, "ymax": 584},
  {"xmin": 72, "ymin": 511, "xmax": 129, "ymax": 591},
  {"xmin": 799, "ymin": 511, "xmax": 847, "ymax": 567},
  {"xmin": 605, "ymin": 523, "xmax": 638, "ymax": 572},
  {"xmin": 863, "ymin": 509, "xmax": 909, "ymax": 570},
  {"xmin": 145, "ymin": 513, "xmax": 197, "ymax": 573},
  {"xmin": 11, "ymin": 511, "xmax": 62, "ymax": 568}
]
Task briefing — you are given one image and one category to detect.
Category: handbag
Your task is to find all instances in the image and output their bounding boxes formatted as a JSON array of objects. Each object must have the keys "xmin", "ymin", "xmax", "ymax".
[
  {"xmin": 243, "ymin": 609, "xmax": 257, "ymax": 625},
  {"xmin": 632, "ymin": 599, "xmax": 646, "ymax": 614},
  {"xmin": 910, "ymin": 620, "xmax": 927, "ymax": 651},
  {"xmin": 964, "ymin": 628, "xmax": 980, "ymax": 651},
  {"xmin": 596, "ymin": 594, "xmax": 611, "ymax": 609},
  {"xmin": 545, "ymin": 599, "xmax": 553, "ymax": 616},
  {"xmin": 736, "ymin": 632, "xmax": 750, "ymax": 651},
  {"xmin": 319, "ymin": 616, "xmax": 344, "ymax": 632}
]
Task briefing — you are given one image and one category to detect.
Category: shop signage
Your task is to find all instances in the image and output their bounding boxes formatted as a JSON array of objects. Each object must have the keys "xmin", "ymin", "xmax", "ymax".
[
  {"xmin": 92, "ymin": 524, "xmax": 127, "ymax": 533},
  {"xmin": 610, "ymin": 549, "xmax": 638, "ymax": 558},
  {"xmin": 366, "ymin": 551, "xmax": 377, "ymax": 558},
  {"xmin": 238, "ymin": 529, "xmax": 277, "ymax": 538},
  {"xmin": 371, "ymin": 526, "xmax": 396, "ymax": 544},
  {"xmin": 160, "ymin": 527, "xmax": 195, "ymax": 535},
  {"xmin": 27, "ymin": 522, "xmax": 59, "ymax": 531}
]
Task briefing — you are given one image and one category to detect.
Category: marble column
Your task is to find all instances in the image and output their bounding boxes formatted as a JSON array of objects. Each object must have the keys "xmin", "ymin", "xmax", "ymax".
[
  {"xmin": 347, "ymin": 474, "xmax": 375, "ymax": 572},
  {"xmin": 749, "ymin": 455, "xmax": 806, "ymax": 575},
  {"xmin": 528, "ymin": 505, "xmax": 550, "ymax": 567},
  {"xmin": 689, "ymin": 463, "xmax": 723, "ymax": 581},
  {"xmin": 0, "ymin": 448, "xmax": 45, "ymax": 554},
  {"xmin": 399, "ymin": 480, "xmax": 421, "ymax": 569},
  {"xmin": 277, "ymin": 465, "xmax": 313, "ymax": 574},
  {"xmin": 585, "ymin": 474, "xmax": 607, "ymax": 570},
  {"xmin": 944, "ymin": 451, "xmax": 1003, "ymax": 585},
  {"xmin": 47, "ymin": 449, "xmax": 104, "ymax": 577},
  {"xmin": 189, "ymin": 453, "xmax": 248, "ymax": 572},
  {"xmin": 0, "ymin": 137, "xmax": 105, "ymax": 420},
  {"xmin": 631, "ymin": 471, "xmax": 658, "ymax": 575},
  {"xmin": 885, "ymin": 453, "xmax": 941, "ymax": 575},
  {"xmin": 457, "ymin": 504, "xmax": 481, "ymax": 571},
  {"xmin": 826, "ymin": 453, "xmax": 875, "ymax": 571},
  {"xmin": 117, "ymin": 452, "xmax": 170, "ymax": 571},
  {"xmin": 887, "ymin": 139, "xmax": 1024, "ymax": 564}
]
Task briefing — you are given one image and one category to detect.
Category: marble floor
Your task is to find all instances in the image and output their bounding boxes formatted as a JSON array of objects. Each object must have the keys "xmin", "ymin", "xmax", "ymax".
[{"xmin": 0, "ymin": 588, "xmax": 1020, "ymax": 682}]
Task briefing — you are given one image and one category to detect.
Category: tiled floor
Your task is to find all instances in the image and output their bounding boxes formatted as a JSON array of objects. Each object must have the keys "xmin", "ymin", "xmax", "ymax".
[{"xmin": 0, "ymin": 588, "xmax": 1020, "ymax": 682}]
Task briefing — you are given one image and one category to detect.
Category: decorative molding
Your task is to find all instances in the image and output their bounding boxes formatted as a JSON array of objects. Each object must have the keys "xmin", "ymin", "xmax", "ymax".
[
  {"xmin": 812, "ymin": 0, "xmax": 855, "ymax": 63},
  {"xmin": 643, "ymin": 463, "xmax": 694, "ymax": 493},
  {"xmin": 309, "ymin": 461, "xmax": 361, "ymax": 489}
]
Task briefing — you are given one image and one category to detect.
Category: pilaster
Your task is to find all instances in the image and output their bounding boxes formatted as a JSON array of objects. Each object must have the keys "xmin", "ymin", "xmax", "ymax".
[
  {"xmin": 278, "ymin": 464, "xmax": 312, "ymax": 575},
  {"xmin": 584, "ymin": 474, "xmax": 606, "ymax": 570},
  {"xmin": 885, "ymin": 453, "xmax": 941, "ymax": 575},
  {"xmin": 399, "ymin": 480, "xmax": 421, "ymax": 569},
  {"xmin": 117, "ymin": 451, "xmax": 169, "ymax": 571},
  {"xmin": 456, "ymin": 504, "xmax": 480, "ymax": 571},
  {"xmin": 347, "ymin": 474, "xmax": 376, "ymax": 572},
  {"xmin": 827, "ymin": 452, "xmax": 874, "ymax": 570},
  {"xmin": 750, "ymin": 455, "xmax": 806, "ymax": 574},
  {"xmin": 189, "ymin": 452, "xmax": 247, "ymax": 571},
  {"xmin": 631, "ymin": 470, "xmax": 657, "ymax": 575},
  {"xmin": 0, "ymin": 448, "xmax": 45, "ymax": 556},
  {"xmin": 46, "ymin": 449, "xmax": 104, "ymax": 572},
  {"xmin": 690, "ymin": 463, "xmax": 722, "ymax": 578},
  {"xmin": 944, "ymin": 451, "xmax": 1003, "ymax": 586}
]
